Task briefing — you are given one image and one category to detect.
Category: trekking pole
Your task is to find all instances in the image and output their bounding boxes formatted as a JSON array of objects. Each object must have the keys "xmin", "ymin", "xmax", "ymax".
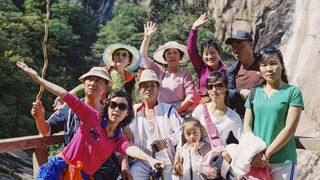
[{"xmin": 149, "ymin": 144, "xmax": 165, "ymax": 180}]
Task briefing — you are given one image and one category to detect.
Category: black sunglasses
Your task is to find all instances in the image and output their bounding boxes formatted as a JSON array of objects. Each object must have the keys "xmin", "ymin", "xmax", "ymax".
[
  {"xmin": 206, "ymin": 82, "xmax": 225, "ymax": 90},
  {"xmin": 109, "ymin": 101, "xmax": 129, "ymax": 111},
  {"xmin": 258, "ymin": 45, "xmax": 283, "ymax": 60}
]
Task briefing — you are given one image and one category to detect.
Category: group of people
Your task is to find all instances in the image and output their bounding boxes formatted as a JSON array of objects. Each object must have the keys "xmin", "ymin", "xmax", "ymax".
[{"xmin": 16, "ymin": 13, "xmax": 304, "ymax": 180}]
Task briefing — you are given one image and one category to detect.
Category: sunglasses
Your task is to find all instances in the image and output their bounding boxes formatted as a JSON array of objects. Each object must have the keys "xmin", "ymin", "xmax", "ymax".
[
  {"xmin": 258, "ymin": 45, "xmax": 283, "ymax": 60},
  {"xmin": 206, "ymin": 82, "xmax": 225, "ymax": 90},
  {"xmin": 109, "ymin": 101, "xmax": 129, "ymax": 111}
]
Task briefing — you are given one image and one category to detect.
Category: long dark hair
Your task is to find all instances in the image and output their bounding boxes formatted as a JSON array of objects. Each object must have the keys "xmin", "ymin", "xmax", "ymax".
[
  {"xmin": 103, "ymin": 90, "xmax": 134, "ymax": 127},
  {"xmin": 205, "ymin": 71, "xmax": 229, "ymax": 104},
  {"xmin": 257, "ymin": 45, "xmax": 289, "ymax": 86}
]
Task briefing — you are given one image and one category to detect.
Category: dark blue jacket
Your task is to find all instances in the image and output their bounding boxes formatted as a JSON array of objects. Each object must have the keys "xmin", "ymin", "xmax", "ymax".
[{"xmin": 226, "ymin": 55, "xmax": 260, "ymax": 118}]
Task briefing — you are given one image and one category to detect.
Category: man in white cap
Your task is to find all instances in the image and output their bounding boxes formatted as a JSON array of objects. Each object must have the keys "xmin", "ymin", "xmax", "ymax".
[
  {"xmin": 31, "ymin": 67, "xmax": 132, "ymax": 180},
  {"xmin": 225, "ymin": 29, "xmax": 261, "ymax": 119},
  {"xmin": 129, "ymin": 69, "xmax": 182, "ymax": 180}
]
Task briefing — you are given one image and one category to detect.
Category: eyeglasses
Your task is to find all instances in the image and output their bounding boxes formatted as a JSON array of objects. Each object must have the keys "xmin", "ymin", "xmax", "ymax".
[
  {"xmin": 109, "ymin": 101, "xmax": 129, "ymax": 111},
  {"xmin": 206, "ymin": 82, "xmax": 225, "ymax": 90}
]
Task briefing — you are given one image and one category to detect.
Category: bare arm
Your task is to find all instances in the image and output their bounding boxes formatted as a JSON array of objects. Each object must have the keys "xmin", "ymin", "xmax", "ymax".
[
  {"xmin": 117, "ymin": 154, "xmax": 133, "ymax": 180},
  {"xmin": 126, "ymin": 146, "xmax": 165, "ymax": 170},
  {"xmin": 31, "ymin": 100, "xmax": 50, "ymax": 135},
  {"xmin": 243, "ymin": 107, "xmax": 254, "ymax": 132},
  {"xmin": 176, "ymin": 101, "xmax": 193, "ymax": 114},
  {"xmin": 140, "ymin": 21, "xmax": 157, "ymax": 58},
  {"xmin": 16, "ymin": 61, "xmax": 67, "ymax": 98},
  {"xmin": 265, "ymin": 106, "xmax": 302, "ymax": 159}
]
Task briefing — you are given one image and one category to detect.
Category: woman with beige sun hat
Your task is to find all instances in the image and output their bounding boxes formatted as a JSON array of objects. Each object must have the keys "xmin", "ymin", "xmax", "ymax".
[{"xmin": 140, "ymin": 21, "xmax": 195, "ymax": 116}]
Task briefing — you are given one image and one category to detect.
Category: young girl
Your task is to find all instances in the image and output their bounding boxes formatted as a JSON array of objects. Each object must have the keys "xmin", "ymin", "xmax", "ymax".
[
  {"xmin": 244, "ymin": 46, "xmax": 304, "ymax": 179},
  {"xmin": 173, "ymin": 116, "xmax": 212, "ymax": 180},
  {"xmin": 16, "ymin": 61, "xmax": 163, "ymax": 179}
]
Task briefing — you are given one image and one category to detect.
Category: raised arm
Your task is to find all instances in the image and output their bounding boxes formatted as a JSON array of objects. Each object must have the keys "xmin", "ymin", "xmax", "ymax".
[
  {"xmin": 16, "ymin": 61, "xmax": 67, "ymax": 98},
  {"xmin": 140, "ymin": 21, "xmax": 157, "ymax": 58},
  {"xmin": 188, "ymin": 13, "xmax": 209, "ymax": 75}
]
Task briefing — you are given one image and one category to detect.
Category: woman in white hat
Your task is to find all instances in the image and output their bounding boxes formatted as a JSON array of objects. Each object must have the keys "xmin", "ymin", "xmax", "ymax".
[
  {"xmin": 140, "ymin": 21, "xmax": 194, "ymax": 116},
  {"xmin": 101, "ymin": 43, "xmax": 141, "ymax": 101},
  {"xmin": 53, "ymin": 44, "xmax": 142, "ymax": 110}
]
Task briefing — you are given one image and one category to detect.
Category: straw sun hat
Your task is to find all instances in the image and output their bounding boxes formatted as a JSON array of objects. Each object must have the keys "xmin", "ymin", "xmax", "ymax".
[
  {"xmin": 152, "ymin": 41, "xmax": 189, "ymax": 64},
  {"xmin": 103, "ymin": 44, "xmax": 142, "ymax": 72},
  {"xmin": 79, "ymin": 67, "xmax": 112, "ymax": 84}
]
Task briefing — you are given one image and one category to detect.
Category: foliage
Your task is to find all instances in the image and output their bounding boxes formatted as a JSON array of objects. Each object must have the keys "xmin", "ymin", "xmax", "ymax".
[
  {"xmin": 0, "ymin": 0, "xmax": 234, "ymax": 139},
  {"xmin": 0, "ymin": 0, "xmax": 98, "ymax": 138}
]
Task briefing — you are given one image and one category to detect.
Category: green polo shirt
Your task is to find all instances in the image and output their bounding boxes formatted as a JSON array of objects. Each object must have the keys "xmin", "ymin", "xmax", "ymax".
[{"xmin": 245, "ymin": 84, "xmax": 304, "ymax": 164}]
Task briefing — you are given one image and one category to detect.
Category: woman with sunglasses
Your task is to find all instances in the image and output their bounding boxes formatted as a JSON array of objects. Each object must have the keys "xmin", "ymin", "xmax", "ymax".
[
  {"xmin": 192, "ymin": 71, "xmax": 242, "ymax": 156},
  {"xmin": 244, "ymin": 46, "xmax": 304, "ymax": 179},
  {"xmin": 188, "ymin": 13, "xmax": 227, "ymax": 109},
  {"xmin": 16, "ymin": 61, "xmax": 164, "ymax": 179}
]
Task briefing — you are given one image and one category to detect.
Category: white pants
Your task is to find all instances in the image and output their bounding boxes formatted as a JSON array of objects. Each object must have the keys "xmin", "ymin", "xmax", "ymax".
[
  {"xmin": 129, "ymin": 159, "xmax": 173, "ymax": 180},
  {"xmin": 269, "ymin": 163, "xmax": 296, "ymax": 180}
]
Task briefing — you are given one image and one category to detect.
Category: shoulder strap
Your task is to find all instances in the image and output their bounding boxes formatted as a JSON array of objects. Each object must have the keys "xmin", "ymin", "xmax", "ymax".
[
  {"xmin": 249, "ymin": 88, "xmax": 257, "ymax": 109},
  {"xmin": 249, "ymin": 88, "xmax": 257, "ymax": 130},
  {"xmin": 202, "ymin": 104, "xmax": 223, "ymax": 147}
]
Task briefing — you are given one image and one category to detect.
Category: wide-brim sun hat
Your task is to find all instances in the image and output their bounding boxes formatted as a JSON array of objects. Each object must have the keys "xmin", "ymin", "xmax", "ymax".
[
  {"xmin": 79, "ymin": 67, "xmax": 112, "ymax": 84},
  {"xmin": 103, "ymin": 44, "xmax": 142, "ymax": 72},
  {"xmin": 152, "ymin": 41, "xmax": 189, "ymax": 64},
  {"xmin": 225, "ymin": 29, "xmax": 253, "ymax": 45},
  {"xmin": 138, "ymin": 69, "xmax": 161, "ymax": 87}
]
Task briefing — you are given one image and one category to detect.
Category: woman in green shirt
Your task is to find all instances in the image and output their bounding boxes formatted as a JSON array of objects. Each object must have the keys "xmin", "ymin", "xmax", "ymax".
[{"xmin": 243, "ymin": 45, "xmax": 304, "ymax": 179}]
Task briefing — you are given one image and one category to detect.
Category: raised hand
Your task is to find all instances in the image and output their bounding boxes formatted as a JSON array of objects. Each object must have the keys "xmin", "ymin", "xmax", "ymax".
[
  {"xmin": 144, "ymin": 21, "xmax": 157, "ymax": 38},
  {"xmin": 16, "ymin": 61, "xmax": 39, "ymax": 80},
  {"xmin": 192, "ymin": 13, "xmax": 208, "ymax": 30}
]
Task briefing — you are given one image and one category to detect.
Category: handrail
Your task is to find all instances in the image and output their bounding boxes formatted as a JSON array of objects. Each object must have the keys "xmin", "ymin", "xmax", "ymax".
[
  {"xmin": 0, "ymin": 133, "xmax": 64, "ymax": 153},
  {"xmin": 0, "ymin": 134, "xmax": 319, "ymax": 178}
]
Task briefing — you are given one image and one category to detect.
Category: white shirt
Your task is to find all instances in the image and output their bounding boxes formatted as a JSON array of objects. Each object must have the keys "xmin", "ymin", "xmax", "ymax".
[{"xmin": 192, "ymin": 103, "xmax": 243, "ymax": 146}]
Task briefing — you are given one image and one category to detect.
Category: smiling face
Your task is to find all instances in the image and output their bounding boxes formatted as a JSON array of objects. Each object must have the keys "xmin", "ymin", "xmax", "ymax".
[
  {"xmin": 183, "ymin": 121, "xmax": 202, "ymax": 145},
  {"xmin": 113, "ymin": 49, "xmax": 131, "ymax": 69},
  {"xmin": 202, "ymin": 46, "xmax": 220, "ymax": 70},
  {"xmin": 259, "ymin": 54, "xmax": 283, "ymax": 84},
  {"xmin": 206, "ymin": 81, "xmax": 226, "ymax": 102},
  {"xmin": 84, "ymin": 76, "xmax": 108, "ymax": 99},
  {"xmin": 163, "ymin": 48, "xmax": 181, "ymax": 67},
  {"xmin": 107, "ymin": 96, "xmax": 129, "ymax": 125}
]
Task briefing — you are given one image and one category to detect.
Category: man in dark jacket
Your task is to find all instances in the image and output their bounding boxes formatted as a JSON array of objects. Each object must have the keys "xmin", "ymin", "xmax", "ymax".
[{"xmin": 225, "ymin": 30, "xmax": 261, "ymax": 119}]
